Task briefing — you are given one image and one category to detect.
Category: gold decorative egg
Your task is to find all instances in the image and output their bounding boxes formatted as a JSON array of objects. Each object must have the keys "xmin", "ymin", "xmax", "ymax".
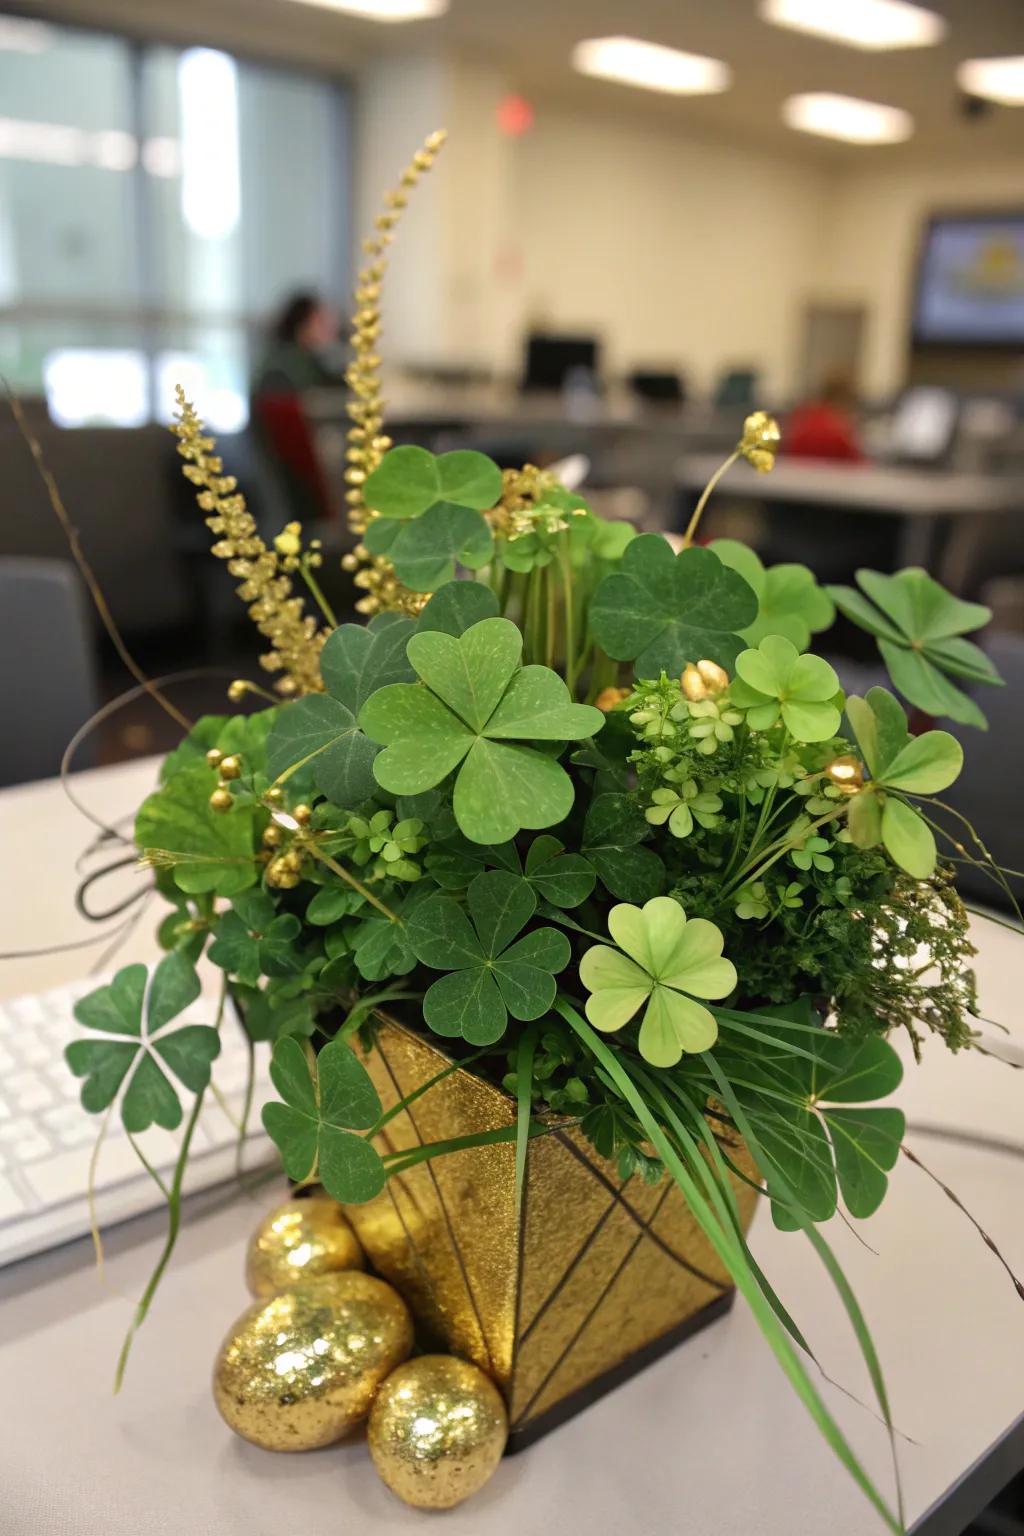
[
  {"xmin": 245, "ymin": 1197, "xmax": 364, "ymax": 1298},
  {"xmin": 368, "ymin": 1355, "xmax": 508, "ymax": 1509},
  {"xmin": 213, "ymin": 1272, "xmax": 413, "ymax": 1452}
]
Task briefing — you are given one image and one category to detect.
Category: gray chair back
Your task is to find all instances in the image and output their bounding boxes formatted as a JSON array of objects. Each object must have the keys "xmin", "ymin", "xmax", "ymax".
[{"xmin": 0, "ymin": 557, "xmax": 98, "ymax": 786}]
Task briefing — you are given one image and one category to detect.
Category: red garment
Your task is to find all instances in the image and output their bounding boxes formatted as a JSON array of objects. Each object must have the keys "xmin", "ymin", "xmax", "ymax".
[{"xmin": 784, "ymin": 402, "xmax": 864, "ymax": 462}]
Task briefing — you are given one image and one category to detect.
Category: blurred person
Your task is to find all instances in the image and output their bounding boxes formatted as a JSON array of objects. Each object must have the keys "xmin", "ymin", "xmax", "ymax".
[
  {"xmin": 252, "ymin": 291, "xmax": 345, "ymax": 397},
  {"xmin": 784, "ymin": 372, "xmax": 864, "ymax": 463}
]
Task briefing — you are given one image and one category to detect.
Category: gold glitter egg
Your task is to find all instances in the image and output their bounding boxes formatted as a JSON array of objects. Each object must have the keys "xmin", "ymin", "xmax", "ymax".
[
  {"xmin": 245, "ymin": 1197, "xmax": 365, "ymax": 1298},
  {"xmin": 212, "ymin": 1272, "xmax": 413, "ymax": 1452},
  {"xmin": 825, "ymin": 754, "xmax": 865, "ymax": 792},
  {"xmin": 368, "ymin": 1355, "xmax": 508, "ymax": 1509}
]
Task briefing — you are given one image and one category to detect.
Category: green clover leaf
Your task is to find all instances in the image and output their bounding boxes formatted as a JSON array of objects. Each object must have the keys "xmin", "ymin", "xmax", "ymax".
[
  {"xmin": 589, "ymin": 536, "xmax": 758, "ymax": 677},
  {"xmin": 645, "ymin": 781, "xmax": 722, "ymax": 839},
  {"xmin": 731, "ymin": 635, "xmax": 842, "ymax": 742},
  {"xmin": 265, "ymin": 612, "xmax": 416, "ymax": 807},
  {"xmin": 262, "ymin": 1035, "xmax": 385, "ymax": 1203},
  {"xmin": 425, "ymin": 833, "xmax": 596, "ymax": 909},
  {"xmin": 359, "ymin": 616, "xmax": 603, "ymax": 844},
  {"xmin": 416, "ymin": 579, "xmax": 500, "ymax": 636},
  {"xmin": 365, "ymin": 501, "xmax": 495, "ymax": 592},
  {"xmin": 582, "ymin": 792, "xmax": 666, "ymax": 902},
  {"xmin": 405, "ymin": 870, "xmax": 571, "ymax": 1045},
  {"xmin": 207, "ymin": 890, "xmax": 304, "ymax": 986},
  {"xmin": 66, "ymin": 954, "xmax": 219, "ymax": 1133},
  {"xmin": 709, "ymin": 539, "xmax": 835, "ymax": 651},
  {"xmin": 363, "ymin": 445, "xmax": 503, "ymax": 520},
  {"xmin": 579, "ymin": 896, "xmax": 736, "ymax": 1067},
  {"xmin": 826, "ymin": 567, "xmax": 1002, "ymax": 729},
  {"xmin": 716, "ymin": 1003, "xmax": 905, "ymax": 1229},
  {"xmin": 843, "ymin": 687, "xmax": 963, "ymax": 878},
  {"xmin": 136, "ymin": 764, "xmax": 258, "ymax": 897}
]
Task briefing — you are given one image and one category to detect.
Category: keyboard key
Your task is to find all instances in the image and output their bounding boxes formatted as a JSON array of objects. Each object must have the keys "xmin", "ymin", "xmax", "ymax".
[
  {"xmin": 42, "ymin": 1104, "xmax": 96, "ymax": 1148},
  {"xmin": 18, "ymin": 1037, "xmax": 52, "ymax": 1069},
  {"xmin": 4, "ymin": 994, "xmax": 46, "ymax": 1026},
  {"xmin": 0, "ymin": 1116, "xmax": 35, "ymax": 1145},
  {"xmin": 9, "ymin": 1129, "xmax": 54, "ymax": 1165},
  {"xmin": 6, "ymin": 1074, "xmax": 54, "ymax": 1114},
  {"xmin": 0, "ymin": 1174, "xmax": 27, "ymax": 1223},
  {"xmin": 23, "ymin": 1135, "xmax": 156, "ymax": 1208}
]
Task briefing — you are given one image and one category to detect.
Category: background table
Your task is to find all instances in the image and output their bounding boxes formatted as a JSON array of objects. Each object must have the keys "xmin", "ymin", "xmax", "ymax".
[{"xmin": 1, "ymin": 758, "xmax": 1023, "ymax": 1535}]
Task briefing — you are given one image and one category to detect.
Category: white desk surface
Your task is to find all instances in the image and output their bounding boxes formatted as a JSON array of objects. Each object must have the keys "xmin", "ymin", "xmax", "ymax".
[
  {"xmin": 676, "ymin": 453, "xmax": 1024, "ymax": 518},
  {"xmin": 2, "ymin": 758, "xmax": 1023, "ymax": 1536}
]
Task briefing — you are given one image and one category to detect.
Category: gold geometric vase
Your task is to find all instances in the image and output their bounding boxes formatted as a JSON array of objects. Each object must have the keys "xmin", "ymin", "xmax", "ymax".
[{"xmin": 345, "ymin": 1017, "xmax": 760, "ymax": 1451}]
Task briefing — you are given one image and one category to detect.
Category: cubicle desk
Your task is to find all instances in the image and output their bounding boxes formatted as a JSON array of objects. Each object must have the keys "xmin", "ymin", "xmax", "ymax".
[
  {"xmin": 2, "ymin": 758, "xmax": 1024, "ymax": 1535},
  {"xmin": 676, "ymin": 454, "xmax": 1024, "ymax": 579}
]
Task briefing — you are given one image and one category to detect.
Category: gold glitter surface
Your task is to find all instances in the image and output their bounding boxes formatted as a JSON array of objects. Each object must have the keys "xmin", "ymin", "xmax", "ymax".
[
  {"xmin": 368, "ymin": 1355, "xmax": 508, "ymax": 1509},
  {"xmin": 212, "ymin": 1272, "xmax": 412, "ymax": 1451},
  {"xmin": 244, "ymin": 1197, "xmax": 365, "ymax": 1298},
  {"xmin": 348, "ymin": 1018, "xmax": 760, "ymax": 1441}
]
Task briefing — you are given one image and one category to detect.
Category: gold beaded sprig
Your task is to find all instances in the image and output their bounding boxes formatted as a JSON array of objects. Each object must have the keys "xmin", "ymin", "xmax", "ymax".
[
  {"xmin": 172, "ymin": 387, "xmax": 326, "ymax": 696},
  {"xmin": 343, "ymin": 129, "xmax": 447, "ymax": 618}
]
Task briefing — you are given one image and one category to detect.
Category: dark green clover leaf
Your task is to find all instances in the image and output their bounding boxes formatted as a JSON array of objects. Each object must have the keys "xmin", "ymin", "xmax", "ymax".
[
  {"xmin": 416, "ymin": 579, "xmax": 500, "ymax": 636},
  {"xmin": 363, "ymin": 444, "xmax": 503, "ymax": 520},
  {"xmin": 718, "ymin": 1004, "xmax": 905, "ymax": 1229},
  {"xmin": 367, "ymin": 502, "xmax": 495, "ymax": 593},
  {"xmin": 424, "ymin": 833, "xmax": 595, "ymax": 909},
  {"xmin": 360, "ymin": 616, "xmax": 604, "ymax": 844},
  {"xmin": 406, "ymin": 870, "xmax": 571, "ymax": 1045},
  {"xmin": 843, "ymin": 687, "xmax": 963, "ymax": 878},
  {"xmin": 136, "ymin": 764, "xmax": 258, "ymax": 897},
  {"xmin": 265, "ymin": 612, "xmax": 416, "ymax": 807},
  {"xmin": 207, "ymin": 890, "xmax": 304, "ymax": 986},
  {"xmin": 590, "ymin": 536, "xmax": 758, "ymax": 678},
  {"xmin": 349, "ymin": 880, "xmax": 437, "ymax": 982},
  {"xmin": 262, "ymin": 1036, "xmax": 385, "ymax": 1203},
  {"xmin": 305, "ymin": 886, "xmax": 367, "ymax": 925},
  {"xmin": 826, "ymin": 567, "xmax": 1002, "ymax": 729},
  {"xmin": 582, "ymin": 792, "xmax": 666, "ymax": 902},
  {"xmin": 709, "ymin": 539, "xmax": 834, "ymax": 652},
  {"xmin": 66, "ymin": 954, "xmax": 219, "ymax": 1133}
]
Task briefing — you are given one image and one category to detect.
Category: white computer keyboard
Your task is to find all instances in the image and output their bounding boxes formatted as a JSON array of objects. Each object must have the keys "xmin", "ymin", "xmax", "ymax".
[{"xmin": 0, "ymin": 973, "xmax": 275, "ymax": 1267}]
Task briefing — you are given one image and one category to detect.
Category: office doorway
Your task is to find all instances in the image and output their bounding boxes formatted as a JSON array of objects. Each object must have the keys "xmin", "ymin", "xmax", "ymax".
[{"xmin": 798, "ymin": 302, "xmax": 866, "ymax": 397}]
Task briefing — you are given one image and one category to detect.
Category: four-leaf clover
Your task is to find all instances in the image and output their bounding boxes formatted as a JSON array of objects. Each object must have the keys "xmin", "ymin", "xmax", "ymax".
[
  {"xmin": 359, "ymin": 617, "xmax": 604, "ymax": 844},
  {"xmin": 827, "ymin": 567, "xmax": 1001, "ymax": 729},
  {"xmin": 730, "ymin": 635, "xmax": 842, "ymax": 742},
  {"xmin": 579, "ymin": 896, "xmax": 736, "ymax": 1067},
  {"xmin": 207, "ymin": 890, "xmax": 304, "ymax": 986},
  {"xmin": 405, "ymin": 870, "xmax": 571, "ymax": 1045},
  {"xmin": 590, "ymin": 536, "xmax": 759, "ymax": 677},
  {"xmin": 261, "ymin": 1035, "xmax": 385, "ymax": 1203},
  {"xmin": 66, "ymin": 955, "xmax": 220, "ymax": 1132}
]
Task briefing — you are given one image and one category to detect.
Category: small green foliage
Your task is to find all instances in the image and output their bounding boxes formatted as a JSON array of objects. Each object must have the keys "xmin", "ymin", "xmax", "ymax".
[
  {"xmin": 710, "ymin": 540, "xmax": 834, "ymax": 651},
  {"xmin": 827, "ymin": 567, "xmax": 1001, "ymax": 729},
  {"xmin": 207, "ymin": 891, "xmax": 304, "ymax": 985},
  {"xmin": 731, "ymin": 636, "xmax": 842, "ymax": 742},
  {"xmin": 262, "ymin": 1036, "xmax": 385, "ymax": 1203},
  {"xmin": 136, "ymin": 765, "xmax": 258, "ymax": 896},
  {"xmin": 590, "ymin": 536, "xmax": 758, "ymax": 677},
  {"xmin": 66, "ymin": 956, "xmax": 219, "ymax": 1132}
]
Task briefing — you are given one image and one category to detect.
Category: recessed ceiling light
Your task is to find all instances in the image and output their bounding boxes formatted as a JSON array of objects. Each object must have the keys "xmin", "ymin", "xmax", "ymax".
[
  {"xmin": 957, "ymin": 56, "xmax": 1024, "ymax": 107},
  {"xmin": 571, "ymin": 36, "xmax": 731, "ymax": 97},
  {"xmin": 761, "ymin": 0, "xmax": 945, "ymax": 51},
  {"xmin": 783, "ymin": 92, "xmax": 914, "ymax": 144},
  {"xmin": 283, "ymin": 0, "xmax": 448, "ymax": 19}
]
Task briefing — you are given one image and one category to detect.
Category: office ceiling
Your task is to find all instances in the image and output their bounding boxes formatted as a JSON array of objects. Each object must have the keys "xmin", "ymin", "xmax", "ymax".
[{"xmin": 20, "ymin": 0, "xmax": 1024, "ymax": 162}]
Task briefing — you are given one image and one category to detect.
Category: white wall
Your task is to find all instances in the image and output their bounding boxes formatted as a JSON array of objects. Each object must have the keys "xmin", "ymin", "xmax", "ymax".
[{"xmin": 812, "ymin": 159, "xmax": 1024, "ymax": 397}]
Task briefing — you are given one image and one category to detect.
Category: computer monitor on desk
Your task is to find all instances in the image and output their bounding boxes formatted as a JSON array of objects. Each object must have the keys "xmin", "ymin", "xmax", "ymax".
[
  {"xmin": 522, "ymin": 332, "xmax": 600, "ymax": 392},
  {"xmin": 885, "ymin": 387, "xmax": 960, "ymax": 466}
]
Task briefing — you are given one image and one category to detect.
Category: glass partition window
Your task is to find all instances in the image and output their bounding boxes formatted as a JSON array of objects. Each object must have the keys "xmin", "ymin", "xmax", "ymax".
[{"xmin": 0, "ymin": 15, "xmax": 350, "ymax": 427}]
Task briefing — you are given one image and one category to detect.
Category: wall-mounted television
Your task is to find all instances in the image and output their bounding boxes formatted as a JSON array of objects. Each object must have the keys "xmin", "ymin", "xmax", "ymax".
[{"xmin": 912, "ymin": 211, "xmax": 1024, "ymax": 349}]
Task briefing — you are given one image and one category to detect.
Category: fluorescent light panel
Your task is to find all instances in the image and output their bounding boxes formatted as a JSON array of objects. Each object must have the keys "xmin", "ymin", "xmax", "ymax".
[
  {"xmin": 760, "ymin": 0, "xmax": 945, "ymax": 50},
  {"xmin": 281, "ymin": 0, "xmax": 447, "ymax": 19},
  {"xmin": 783, "ymin": 92, "xmax": 913, "ymax": 144},
  {"xmin": 0, "ymin": 17, "xmax": 54, "ymax": 52},
  {"xmin": 572, "ymin": 36, "xmax": 731, "ymax": 96},
  {"xmin": 957, "ymin": 56, "xmax": 1024, "ymax": 107}
]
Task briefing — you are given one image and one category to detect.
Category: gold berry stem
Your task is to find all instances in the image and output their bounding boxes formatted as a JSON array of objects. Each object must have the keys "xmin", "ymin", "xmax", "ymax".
[
  {"xmin": 681, "ymin": 449, "xmax": 740, "ymax": 549},
  {"xmin": 296, "ymin": 555, "xmax": 338, "ymax": 630},
  {"xmin": 302, "ymin": 838, "xmax": 402, "ymax": 924}
]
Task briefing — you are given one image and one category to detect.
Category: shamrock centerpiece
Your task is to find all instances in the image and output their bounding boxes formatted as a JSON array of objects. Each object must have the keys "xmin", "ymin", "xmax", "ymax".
[
  {"xmin": 730, "ymin": 635, "xmax": 842, "ymax": 742},
  {"xmin": 579, "ymin": 896, "xmax": 737, "ymax": 1067},
  {"xmin": 359, "ymin": 617, "xmax": 604, "ymax": 843},
  {"xmin": 405, "ymin": 870, "xmax": 571, "ymax": 1045}
]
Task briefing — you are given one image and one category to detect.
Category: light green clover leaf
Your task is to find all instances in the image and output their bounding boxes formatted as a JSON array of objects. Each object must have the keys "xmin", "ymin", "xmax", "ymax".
[
  {"xmin": 135, "ymin": 764, "xmax": 258, "ymax": 897},
  {"xmin": 363, "ymin": 445, "xmax": 503, "ymax": 520},
  {"xmin": 579, "ymin": 896, "xmax": 736, "ymax": 1068},
  {"xmin": 262, "ymin": 1035, "xmax": 385, "ymax": 1203},
  {"xmin": 359, "ymin": 616, "xmax": 604, "ymax": 844},
  {"xmin": 405, "ymin": 870, "xmax": 571, "ymax": 1045},
  {"xmin": 843, "ymin": 687, "xmax": 963, "ymax": 878},
  {"xmin": 645, "ymin": 781, "xmax": 722, "ymax": 839},
  {"xmin": 731, "ymin": 635, "xmax": 842, "ymax": 742},
  {"xmin": 710, "ymin": 539, "xmax": 835, "ymax": 651},
  {"xmin": 66, "ymin": 955, "xmax": 219, "ymax": 1133},
  {"xmin": 826, "ymin": 566, "xmax": 1002, "ymax": 729},
  {"xmin": 590, "ymin": 536, "xmax": 759, "ymax": 677},
  {"xmin": 735, "ymin": 881, "xmax": 770, "ymax": 920},
  {"xmin": 790, "ymin": 833, "xmax": 834, "ymax": 873}
]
